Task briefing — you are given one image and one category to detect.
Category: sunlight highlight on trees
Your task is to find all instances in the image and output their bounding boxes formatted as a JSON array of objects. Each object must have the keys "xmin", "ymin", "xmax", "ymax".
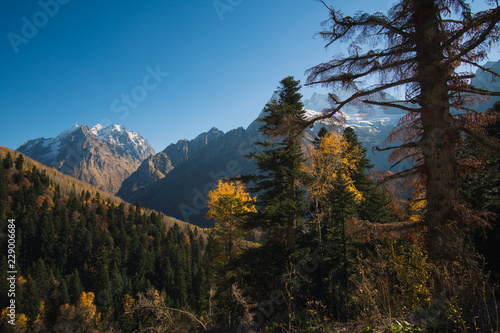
[{"xmin": 207, "ymin": 179, "xmax": 256, "ymax": 263}]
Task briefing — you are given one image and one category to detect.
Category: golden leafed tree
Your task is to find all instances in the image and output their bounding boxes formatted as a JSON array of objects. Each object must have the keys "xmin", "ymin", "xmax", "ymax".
[
  {"xmin": 305, "ymin": 131, "xmax": 363, "ymax": 203},
  {"xmin": 207, "ymin": 179, "xmax": 256, "ymax": 263},
  {"xmin": 304, "ymin": 130, "xmax": 363, "ymax": 241},
  {"xmin": 55, "ymin": 292, "xmax": 101, "ymax": 332}
]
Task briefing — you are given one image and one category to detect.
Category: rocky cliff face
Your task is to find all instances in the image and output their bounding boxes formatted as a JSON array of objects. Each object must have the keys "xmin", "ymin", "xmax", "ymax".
[
  {"xmin": 116, "ymin": 127, "xmax": 224, "ymax": 197},
  {"xmin": 18, "ymin": 124, "xmax": 154, "ymax": 194},
  {"xmin": 90, "ymin": 124, "xmax": 155, "ymax": 161}
]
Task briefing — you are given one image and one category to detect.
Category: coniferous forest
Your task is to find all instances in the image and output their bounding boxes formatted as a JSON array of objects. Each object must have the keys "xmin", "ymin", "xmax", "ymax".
[{"xmin": 2, "ymin": 0, "xmax": 500, "ymax": 332}]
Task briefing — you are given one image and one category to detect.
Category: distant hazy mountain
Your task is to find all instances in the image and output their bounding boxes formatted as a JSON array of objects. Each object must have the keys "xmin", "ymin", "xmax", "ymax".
[
  {"xmin": 468, "ymin": 60, "xmax": 500, "ymax": 113},
  {"xmin": 18, "ymin": 124, "xmax": 154, "ymax": 194}
]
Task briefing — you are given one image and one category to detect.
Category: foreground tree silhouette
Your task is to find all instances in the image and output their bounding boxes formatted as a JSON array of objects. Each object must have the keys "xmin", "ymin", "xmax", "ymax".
[{"xmin": 306, "ymin": 0, "xmax": 500, "ymax": 259}]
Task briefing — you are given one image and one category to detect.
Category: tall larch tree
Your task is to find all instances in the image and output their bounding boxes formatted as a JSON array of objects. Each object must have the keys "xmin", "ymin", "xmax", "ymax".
[
  {"xmin": 206, "ymin": 179, "xmax": 256, "ymax": 263},
  {"xmin": 306, "ymin": 0, "xmax": 500, "ymax": 259}
]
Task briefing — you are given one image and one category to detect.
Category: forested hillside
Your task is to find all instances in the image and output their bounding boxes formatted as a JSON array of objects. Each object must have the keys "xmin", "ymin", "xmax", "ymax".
[{"xmin": 0, "ymin": 147, "xmax": 213, "ymax": 332}]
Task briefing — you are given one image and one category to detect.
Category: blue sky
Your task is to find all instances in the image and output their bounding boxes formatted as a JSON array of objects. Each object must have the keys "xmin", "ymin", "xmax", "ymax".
[{"xmin": 0, "ymin": 0, "xmax": 497, "ymax": 152}]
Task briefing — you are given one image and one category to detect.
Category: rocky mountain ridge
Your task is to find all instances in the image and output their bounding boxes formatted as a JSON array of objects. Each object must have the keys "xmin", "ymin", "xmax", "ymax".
[
  {"xmin": 18, "ymin": 124, "xmax": 154, "ymax": 194},
  {"xmin": 116, "ymin": 127, "xmax": 224, "ymax": 196}
]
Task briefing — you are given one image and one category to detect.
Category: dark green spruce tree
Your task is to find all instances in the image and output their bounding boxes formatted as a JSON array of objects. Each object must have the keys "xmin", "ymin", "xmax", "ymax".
[
  {"xmin": 459, "ymin": 102, "xmax": 500, "ymax": 282},
  {"xmin": 246, "ymin": 76, "xmax": 309, "ymax": 252},
  {"xmin": 15, "ymin": 154, "xmax": 24, "ymax": 171},
  {"xmin": 2, "ymin": 152, "xmax": 13, "ymax": 169},
  {"xmin": 343, "ymin": 127, "xmax": 400, "ymax": 224},
  {"xmin": 235, "ymin": 76, "xmax": 310, "ymax": 327}
]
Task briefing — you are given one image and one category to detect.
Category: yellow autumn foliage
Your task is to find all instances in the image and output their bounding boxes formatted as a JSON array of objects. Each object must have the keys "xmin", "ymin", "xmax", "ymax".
[
  {"xmin": 303, "ymin": 131, "xmax": 363, "ymax": 203},
  {"xmin": 33, "ymin": 301, "xmax": 46, "ymax": 330},
  {"xmin": 0, "ymin": 308, "xmax": 28, "ymax": 332},
  {"xmin": 408, "ymin": 188, "xmax": 427, "ymax": 222},
  {"xmin": 56, "ymin": 292, "xmax": 101, "ymax": 332},
  {"xmin": 207, "ymin": 179, "xmax": 256, "ymax": 221},
  {"xmin": 123, "ymin": 294, "xmax": 135, "ymax": 312},
  {"xmin": 15, "ymin": 314, "xmax": 28, "ymax": 332},
  {"xmin": 207, "ymin": 179, "xmax": 256, "ymax": 263}
]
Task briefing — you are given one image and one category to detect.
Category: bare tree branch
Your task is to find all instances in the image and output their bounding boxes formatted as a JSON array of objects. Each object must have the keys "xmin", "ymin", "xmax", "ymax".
[{"xmin": 127, "ymin": 306, "xmax": 207, "ymax": 331}]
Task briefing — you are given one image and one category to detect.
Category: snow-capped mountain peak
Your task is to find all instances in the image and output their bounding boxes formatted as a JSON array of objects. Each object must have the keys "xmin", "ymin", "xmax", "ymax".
[
  {"xmin": 56, "ymin": 123, "xmax": 80, "ymax": 140},
  {"xmin": 18, "ymin": 123, "xmax": 156, "ymax": 193},
  {"xmin": 91, "ymin": 123, "xmax": 126, "ymax": 137},
  {"xmin": 89, "ymin": 124, "xmax": 154, "ymax": 161},
  {"xmin": 20, "ymin": 123, "xmax": 155, "ymax": 166}
]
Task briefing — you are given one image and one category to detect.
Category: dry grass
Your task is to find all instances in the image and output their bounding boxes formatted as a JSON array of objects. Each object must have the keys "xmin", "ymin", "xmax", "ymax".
[{"xmin": 352, "ymin": 232, "xmax": 499, "ymax": 332}]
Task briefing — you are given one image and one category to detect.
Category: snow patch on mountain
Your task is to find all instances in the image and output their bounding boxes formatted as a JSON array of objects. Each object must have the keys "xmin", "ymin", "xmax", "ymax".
[
  {"xmin": 90, "ymin": 124, "xmax": 154, "ymax": 161},
  {"xmin": 303, "ymin": 92, "xmax": 332, "ymax": 112},
  {"xmin": 18, "ymin": 124, "xmax": 82, "ymax": 160}
]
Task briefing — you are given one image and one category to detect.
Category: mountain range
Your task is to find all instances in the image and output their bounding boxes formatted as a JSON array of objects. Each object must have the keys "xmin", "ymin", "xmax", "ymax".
[
  {"xmin": 18, "ymin": 124, "xmax": 155, "ymax": 194},
  {"xmin": 16, "ymin": 60, "xmax": 500, "ymax": 227}
]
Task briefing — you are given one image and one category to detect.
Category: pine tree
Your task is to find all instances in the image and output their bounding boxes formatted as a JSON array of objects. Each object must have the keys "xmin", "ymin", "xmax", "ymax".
[
  {"xmin": 58, "ymin": 279, "xmax": 71, "ymax": 305},
  {"xmin": 341, "ymin": 127, "xmax": 401, "ymax": 223},
  {"xmin": 342, "ymin": 127, "xmax": 373, "ymax": 184},
  {"xmin": 2, "ymin": 152, "xmax": 13, "ymax": 169},
  {"xmin": 245, "ymin": 76, "xmax": 308, "ymax": 252},
  {"xmin": 14, "ymin": 154, "xmax": 24, "ymax": 171},
  {"xmin": 313, "ymin": 126, "xmax": 329, "ymax": 148},
  {"xmin": 459, "ymin": 102, "xmax": 500, "ymax": 279},
  {"xmin": 68, "ymin": 270, "xmax": 84, "ymax": 304},
  {"xmin": 22, "ymin": 275, "xmax": 41, "ymax": 323}
]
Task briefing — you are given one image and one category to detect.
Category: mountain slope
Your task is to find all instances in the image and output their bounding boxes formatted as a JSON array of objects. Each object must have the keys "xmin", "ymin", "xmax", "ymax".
[
  {"xmin": 119, "ymin": 126, "xmax": 259, "ymax": 227},
  {"xmin": 17, "ymin": 124, "xmax": 154, "ymax": 194},
  {"xmin": 0, "ymin": 145, "xmax": 198, "ymax": 232},
  {"xmin": 116, "ymin": 127, "xmax": 223, "ymax": 196},
  {"xmin": 117, "ymin": 107, "xmax": 320, "ymax": 227}
]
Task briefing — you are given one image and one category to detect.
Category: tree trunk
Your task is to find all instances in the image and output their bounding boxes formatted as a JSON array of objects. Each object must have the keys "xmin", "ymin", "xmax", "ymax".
[
  {"xmin": 229, "ymin": 203, "xmax": 233, "ymax": 262},
  {"xmin": 286, "ymin": 148, "xmax": 298, "ymax": 252},
  {"xmin": 412, "ymin": 0, "xmax": 460, "ymax": 260}
]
